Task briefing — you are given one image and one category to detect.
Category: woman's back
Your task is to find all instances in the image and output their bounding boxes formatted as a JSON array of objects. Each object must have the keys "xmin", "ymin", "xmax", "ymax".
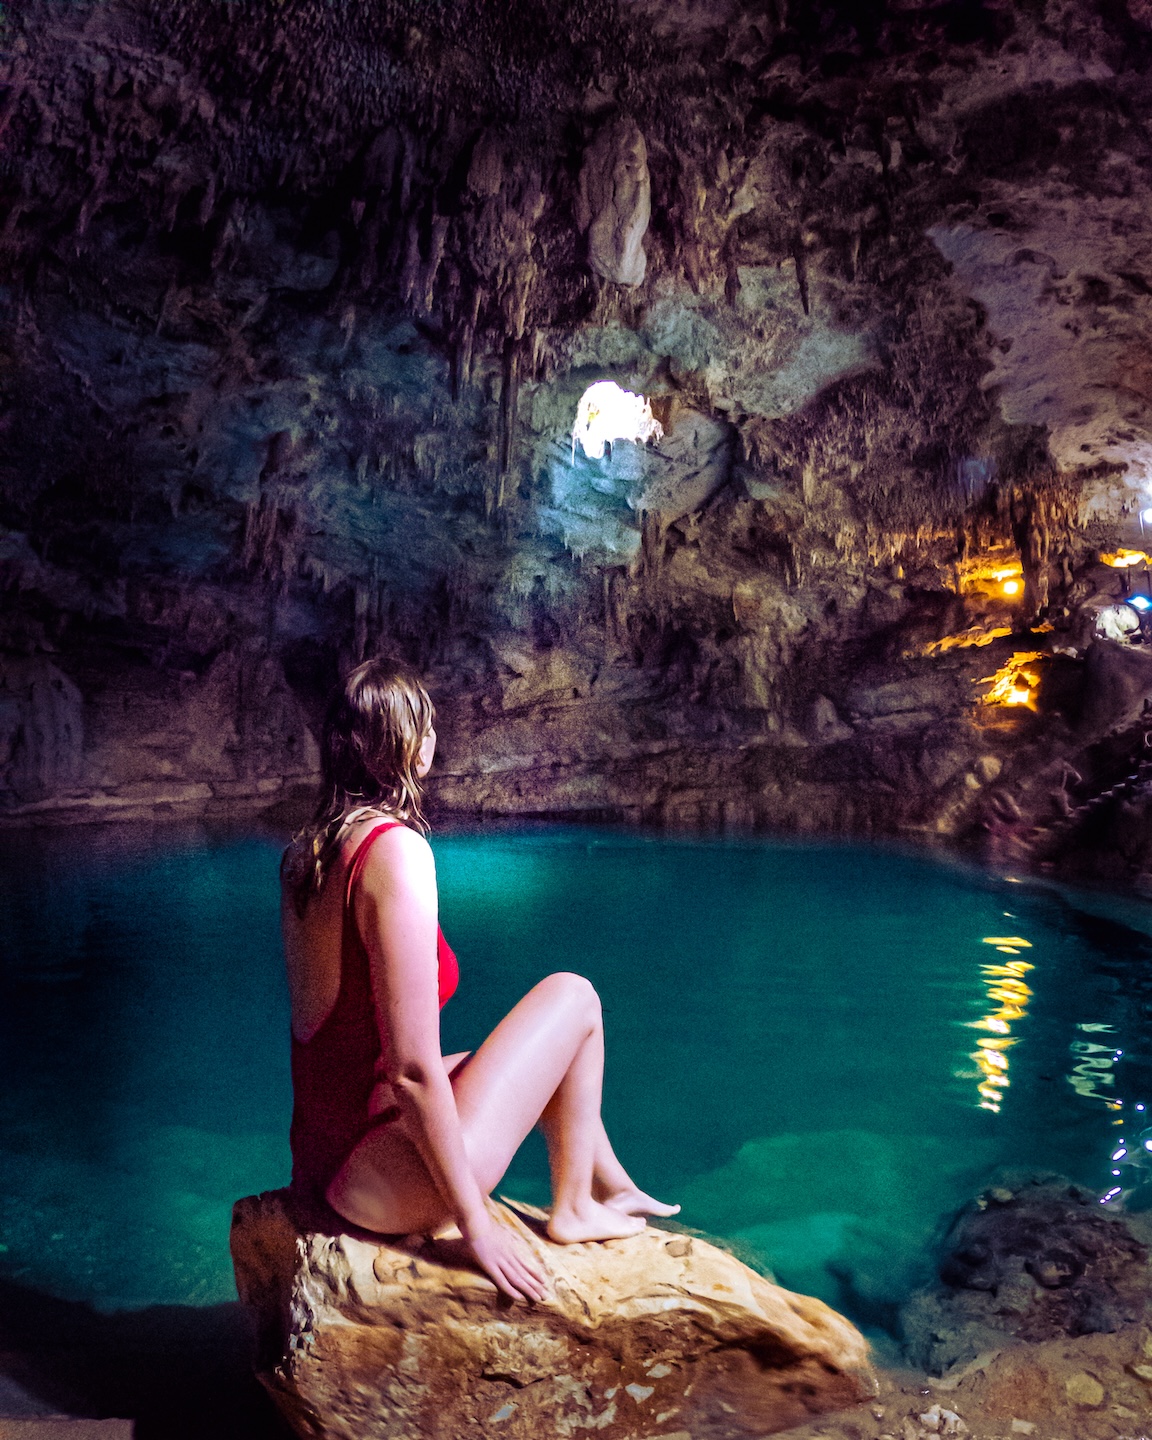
[{"xmin": 284, "ymin": 820, "xmax": 458, "ymax": 1206}]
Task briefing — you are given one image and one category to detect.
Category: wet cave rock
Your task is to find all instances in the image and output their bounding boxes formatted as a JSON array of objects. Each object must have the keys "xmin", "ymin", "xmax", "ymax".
[{"xmin": 7, "ymin": 0, "xmax": 1152, "ymax": 873}]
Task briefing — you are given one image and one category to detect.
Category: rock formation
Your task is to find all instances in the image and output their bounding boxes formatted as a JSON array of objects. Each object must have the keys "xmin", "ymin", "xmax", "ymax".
[
  {"xmin": 9, "ymin": 0, "xmax": 1152, "ymax": 878},
  {"xmin": 0, "ymin": 657, "xmax": 84, "ymax": 806},
  {"xmin": 230, "ymin": 1189, "xmax": 876, "ymax": 1439},
  {"xmin": 576, "ymin": 118, "xmax": 652, "ymax": 287},
  {"xmin": 901, "ymin": 1178, "xmax": 1152, "ymax": 1376}
]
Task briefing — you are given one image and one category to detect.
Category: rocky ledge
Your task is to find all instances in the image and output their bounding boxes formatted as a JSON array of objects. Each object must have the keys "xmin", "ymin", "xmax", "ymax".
[{"xmin": 230, "ymin": 1190, "xmax": 876, "ymax": 1440}]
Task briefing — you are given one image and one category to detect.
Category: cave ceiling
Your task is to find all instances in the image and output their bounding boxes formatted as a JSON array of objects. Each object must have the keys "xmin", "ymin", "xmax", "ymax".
[{"xmin": 5, "ymin": 0, "xmax": 1152, "ymax": 868}]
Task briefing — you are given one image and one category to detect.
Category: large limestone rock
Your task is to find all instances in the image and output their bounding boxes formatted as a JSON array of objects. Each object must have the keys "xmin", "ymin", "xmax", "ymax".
[
  {"xmin": 575, "ymin": 117, "xmax": 651, "ymax": 286},
  {"xmin": 231, "ymin": 1189, "xmax": 876, "ymax": 1440}
]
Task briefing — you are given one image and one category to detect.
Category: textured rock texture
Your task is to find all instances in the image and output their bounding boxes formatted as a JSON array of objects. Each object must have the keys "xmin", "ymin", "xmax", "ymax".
[
  {"xmin": 9, "ymin": 0, "xmax": 1152, "ymax": 873},
  {"xmin": 576, "ymin": 118, "xmax": 652, "ymax": 287},
  {"xmin": 901, "ymin": 1178, "xmax": 1152, "ymax": 1375},
  {"xmin": 773, "ymin": 1325, "xmax": 1152, "ymax": 1440},
  {"xmin": 230, "ymin": 1190, "xmax": 876, "ymax": 1440}
]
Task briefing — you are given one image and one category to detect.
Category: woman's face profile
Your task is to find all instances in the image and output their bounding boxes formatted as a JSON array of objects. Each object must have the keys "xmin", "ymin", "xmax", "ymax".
[{"xmin": 416, "ymin": 725, "xmax": 437, "ymax": 778}]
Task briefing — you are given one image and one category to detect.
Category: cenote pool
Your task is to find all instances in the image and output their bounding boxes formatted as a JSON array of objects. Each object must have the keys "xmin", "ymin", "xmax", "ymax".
[{"xmin": 3, "ymin": 823, "xmax": 1152, "ymax": 1339}]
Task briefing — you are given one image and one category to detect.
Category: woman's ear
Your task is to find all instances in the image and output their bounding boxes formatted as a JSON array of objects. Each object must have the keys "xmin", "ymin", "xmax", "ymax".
[{"xmin": 416, "ymin": 726, "xmax": 437, "ymax": 778}]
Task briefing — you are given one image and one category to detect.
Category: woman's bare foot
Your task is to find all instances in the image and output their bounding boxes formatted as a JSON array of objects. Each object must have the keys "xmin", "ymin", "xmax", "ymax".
[
  {"xmin": 547, "ymin": 1199, "xmax": 647, "ymax": 1244},
  {"xmin": 598, "ymin": 1184, "xmax": 681, "ymax": 1219}
]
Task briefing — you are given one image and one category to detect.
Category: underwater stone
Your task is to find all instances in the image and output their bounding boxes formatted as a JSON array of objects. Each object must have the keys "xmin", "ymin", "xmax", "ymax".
[
  {"xmin": 231, "ymin": 1189, "xmax": 876, "ymax": 1440},
  {"xmin": 901, "ymin": 1180, "xmax": 1152, "ymax": 1375}
]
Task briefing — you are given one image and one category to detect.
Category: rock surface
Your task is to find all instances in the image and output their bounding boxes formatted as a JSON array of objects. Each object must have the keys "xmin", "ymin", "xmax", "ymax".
[
  {"xmin": 576, "ymin": 118, "xmax": 652, "ymax": 287},
  {"xmin": 0, "ymin": 1427, "xmax": 133, "ymax": 1439},
  {"xmin": 768, "ymin": 1324, "xmax": 1152, "ymax": 1440},
  {"xmin": 901, "ymin": 1179, "xmax": 1152, "ymax": 1376},
  {"xmin": 230, "ymin": 1189, "xmax": 876, "ymax": 1440}
]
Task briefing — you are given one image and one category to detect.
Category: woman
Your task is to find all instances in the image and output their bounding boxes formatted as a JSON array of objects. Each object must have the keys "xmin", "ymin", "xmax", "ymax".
[{"xmin": 281, "ymin": 657, "xmax": 677, "ymax": 1302}]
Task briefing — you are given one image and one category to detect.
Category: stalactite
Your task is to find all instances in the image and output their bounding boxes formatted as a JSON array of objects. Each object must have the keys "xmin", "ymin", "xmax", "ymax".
[
  {"xmin": 465, "ymin": 288, "xmax": 483, "ymax": 383},
  {"xmin": 398, "ymin": 128, "xmax": 416, "ymax": 213},
  {"xmin": 791, "ymin": 236, "xmax": 809, "ymax": 315},
  {"xmin": 447, "ymin": 317, "xmax": 470, "ymax": 400},
  {"xmin": 398, "ymin": 215, "xmax": 421, "ymax": 306},
  {"xmin": 420, "ymin": 213, "xmax": 450, "ymax": 315},
  {"xmin": 495, "ymin": 342, "xmax": 519, "ymax": 505},
  {"xmin": 603, "ymin": 569, "xmax": 615, "ymax": 646},
  {"xmin": 353, "ymin": 582, "xmax": 370, "ymax": 659}
]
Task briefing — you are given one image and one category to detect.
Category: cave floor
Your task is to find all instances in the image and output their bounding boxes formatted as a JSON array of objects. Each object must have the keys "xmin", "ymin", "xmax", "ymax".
[{"xmin": 786, "ymin": 1326, "xmax": 1152, "ymax": 1440}]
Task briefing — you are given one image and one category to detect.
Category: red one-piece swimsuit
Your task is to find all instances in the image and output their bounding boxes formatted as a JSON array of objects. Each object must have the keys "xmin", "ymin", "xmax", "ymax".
[{"xmin": 289, "ymin": 821, "xmax": 459, "ymax": 1208}]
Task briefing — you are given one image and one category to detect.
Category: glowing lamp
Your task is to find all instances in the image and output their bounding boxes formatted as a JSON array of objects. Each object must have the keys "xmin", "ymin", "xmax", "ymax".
[
  {"xmin": 1002, "ymin": 579, "xmax": 1021, "ymax": 596},
  {"xmin": 1130, "ymin": 594, "xmax": 1152, "ymax": 612},
  {"xmin": 1142, "ymin": 508, "xmax": 1152, "ymax": 524}
]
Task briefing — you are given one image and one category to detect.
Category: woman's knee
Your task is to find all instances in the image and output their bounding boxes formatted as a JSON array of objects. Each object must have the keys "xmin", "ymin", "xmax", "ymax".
[{"xmin": 539, "ymin": 970, "xmax": 601, "ymax": 1024}]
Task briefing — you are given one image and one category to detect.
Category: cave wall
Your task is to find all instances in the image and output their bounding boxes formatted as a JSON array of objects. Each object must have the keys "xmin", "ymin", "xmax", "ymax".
[{"xmin": 5, "ymin": 0, "xmax": 1152, "ymax": 871}]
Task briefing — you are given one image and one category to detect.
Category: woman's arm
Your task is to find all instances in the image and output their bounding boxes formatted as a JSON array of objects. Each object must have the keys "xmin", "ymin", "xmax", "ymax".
[{"xmin": 355, "ymin": 828, "xmax": 546, "ymax": 1302}]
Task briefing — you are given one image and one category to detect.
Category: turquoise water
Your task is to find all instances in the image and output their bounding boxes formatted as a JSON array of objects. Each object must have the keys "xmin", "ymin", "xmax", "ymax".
[{"xmin": 2, "ymin": 823, "xmax": 1152, "ymax": 1334}]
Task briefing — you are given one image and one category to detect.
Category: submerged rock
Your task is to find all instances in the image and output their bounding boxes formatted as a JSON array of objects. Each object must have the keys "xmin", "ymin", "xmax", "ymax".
[
  {"xmin": 231, "ymin": 1189, "xmax": 876, "ymax": 1440},
  {"xmin": 901, "ymin": 1179, "xmax": 1152, "ymax": 1375}
]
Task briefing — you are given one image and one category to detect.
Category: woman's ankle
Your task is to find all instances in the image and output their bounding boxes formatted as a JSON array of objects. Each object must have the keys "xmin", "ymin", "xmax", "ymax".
[{"xmin": 547, "ymin": 1197, "xmax": 646, "ymax": 1244}]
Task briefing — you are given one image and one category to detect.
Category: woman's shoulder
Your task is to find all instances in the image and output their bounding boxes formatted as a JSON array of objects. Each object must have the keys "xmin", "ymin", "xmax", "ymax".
[{"xmin": 352, "ymin": 818, "xmax": 435, "ymax": 891}]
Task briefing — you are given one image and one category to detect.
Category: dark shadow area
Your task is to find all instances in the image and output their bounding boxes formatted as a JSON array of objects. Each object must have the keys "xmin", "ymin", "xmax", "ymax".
[{"xmin": 0, "ymin": 1279, "xmax": 293, "ymax": 1440}]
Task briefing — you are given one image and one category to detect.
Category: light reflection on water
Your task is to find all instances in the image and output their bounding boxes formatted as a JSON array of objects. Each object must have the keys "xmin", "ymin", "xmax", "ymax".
[
  {"xmin": 2, "ymin": 823, "xmax": 1152, "ymax": 1328},
  {"xmin": 965, "ymin": 932, "xmax": 1035, "ymax": 1112}
]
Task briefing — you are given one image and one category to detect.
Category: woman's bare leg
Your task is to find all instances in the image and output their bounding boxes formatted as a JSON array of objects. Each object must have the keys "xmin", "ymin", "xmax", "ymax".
[
  {"xmin": 532, "ymin": 991, "xmax": 632, "ymax": 1243},
  {"xmin": 327, "ymin": 973, "xmax": 664, "ymax": 1242},
  {"xmin": 593, "ymin": 1124, "xmax": 680, "ymax": 1219}
]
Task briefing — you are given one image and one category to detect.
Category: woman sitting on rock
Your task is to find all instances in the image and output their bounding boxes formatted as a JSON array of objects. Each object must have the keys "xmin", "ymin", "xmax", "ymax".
[{"xmin": 281, "ymin": 657, "xmax": 677, "ymax": 1301}]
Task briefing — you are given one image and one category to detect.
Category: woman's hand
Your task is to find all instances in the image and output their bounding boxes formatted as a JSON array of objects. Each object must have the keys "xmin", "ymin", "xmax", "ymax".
[{"xmin": 461, "ymin": 1208, "xmax": 549, "ymax": 1303}]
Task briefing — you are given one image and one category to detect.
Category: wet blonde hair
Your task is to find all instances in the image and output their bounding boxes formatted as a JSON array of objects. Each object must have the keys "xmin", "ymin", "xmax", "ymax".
[{"xmin": 283, "ymin": 657, "xmax": 434, "ymax": 915}]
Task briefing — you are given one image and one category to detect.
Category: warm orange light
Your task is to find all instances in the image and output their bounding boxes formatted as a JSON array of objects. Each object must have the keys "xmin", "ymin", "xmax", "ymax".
[
  {"xmin": 1002, "ymin": 579, "xmax": 1021, "ymax": 596},
  {"xmin": 919, "ymin": 626, "xmax": 1012, "ymax": 658},
  {"xmin": 955, "ymin": 553, "xmax": 1023, "ymax": 597},
  {"xmin": 978, "ymin": 653, "xmax": 1044, "ymax": 708},
  {"xmin": 1102, "ymin": 549, "xmax": 1151, "ymax": 569}
]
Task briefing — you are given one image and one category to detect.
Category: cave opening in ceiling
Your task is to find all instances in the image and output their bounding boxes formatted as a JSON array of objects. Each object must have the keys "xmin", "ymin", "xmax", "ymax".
[{"xmin": 571, "ymin": 381, "xmax": 663, "ymax": 462}]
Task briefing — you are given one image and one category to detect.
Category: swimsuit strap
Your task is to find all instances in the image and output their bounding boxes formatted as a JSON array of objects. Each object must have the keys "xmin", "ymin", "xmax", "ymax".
[{"xmin": 343, "ymin": 819, "xmax": 406, "ymax": 915}]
